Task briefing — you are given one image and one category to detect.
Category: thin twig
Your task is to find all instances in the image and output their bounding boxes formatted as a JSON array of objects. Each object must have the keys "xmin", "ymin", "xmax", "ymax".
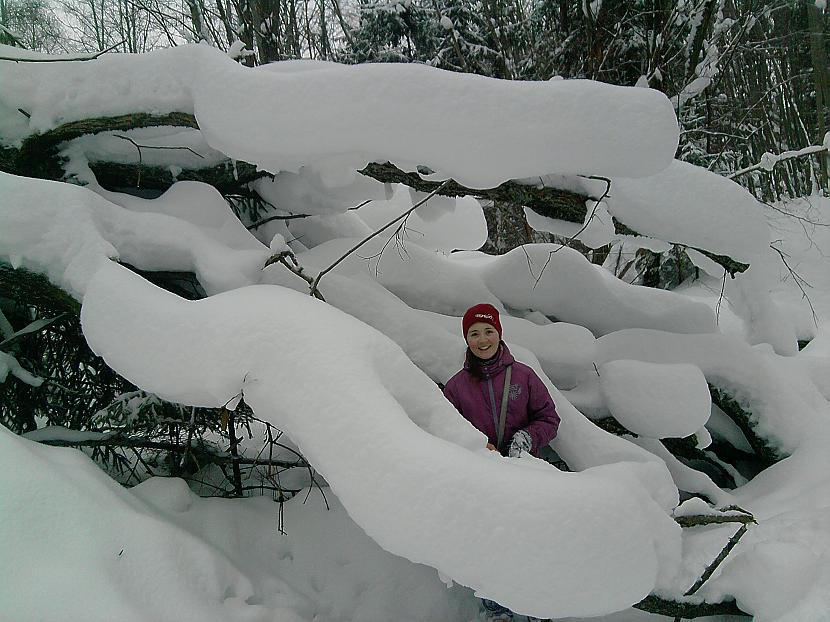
[
  {"xmin": 180, "ymin": 406, "xmax": 197, "ymax": 470},
  {"xmin": 715, "ymin": 270, "xmax": 728, "ymax": 325},
  {"xmin": 685, "ymin": 524, "xmax": 749, "ymax": 596},
  {"xmin": 263, "ymin": 251, "xmax": 326, "ymax": 301},
  {"xmin": 533, "ymin": 176, "xmax": 612, "ymax": 289},
  {"xmin": 347, "ymin": 199, "xmax": 373, "ymax": 211},
  {"xmin": 247, "ymin": 213, "xmax": 311, "ymax": 230},
  {"xmin": 309, "ymin": 180, "xmax": 451, "ymax": 297},
  {"xmin": 760, "ymin": 199, "xmax": 830, "ymax": 228},
  {"xmin": 113, "ymin": 134, "xmax": 205, "ymax": 159},
  {"xmin": 769, "ymin": 242, "xmax": 818, "ymax": 325}
]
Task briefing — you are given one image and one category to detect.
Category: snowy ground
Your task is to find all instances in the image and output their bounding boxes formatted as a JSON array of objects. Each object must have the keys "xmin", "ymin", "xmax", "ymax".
[{"xmin": 2, "ymin": 46, "xmax": 830, "ymax": 622}]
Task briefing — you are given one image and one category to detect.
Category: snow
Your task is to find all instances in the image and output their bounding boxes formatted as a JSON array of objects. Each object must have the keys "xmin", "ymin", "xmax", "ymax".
[
  {"xmin": 198, "ymin": 59, "xmax": 678, "ymax": 186},
  {"xmin": 596, "ymin": 329, "xmax": 829, "ymax": 455},
  {"xmin": 524, "ymin": 199, "xmax": 615, "ymax": 249},
  {"xmin": 0, "ymin": 350, "xmax": 43, "ymax": 386},
  {"xmin": 253, "ymin": 168, "xmax": 392, "ymax": 218},
  {"xmin": 355, "ymin": 187, "xmax": 488, "ymax": 252},
  {"xmin": 0, "ymin": 425, "xmax": 476, "ymax": 622},
  {"xmin": 609, "ymin": 160, "xmax": 770, "ymax": 263},
  {"xmin": 0, "ymin": 172, "xmax": 270, "ymax": 298},
  {"xmin": 78, "ymin": 261, "xmax": 682, "ymax": 618},
  {"xmin": 4, "ymin": 43, "xmax": 830, "ymax": 622},
  {"xmin": 61, "ymin": 127, "xmax": 229, "ymax": 173},
  {"xmin": 0, "ymin": 425, "xmax": 272, "ymax": 622},
  {"xmin": 22, "ymin": 425, "xmax": 113, "ymax": 443},
  {"xmin": 1, "ymin": 44, "xmax": 678, "ymax": 187},
  {"xmin": 598, "ymin": 360, "xmax": 711, "ymax": 439},
  {"xmin": 482, "ymin": 244, "xmax": 717, "ymax": 335}
]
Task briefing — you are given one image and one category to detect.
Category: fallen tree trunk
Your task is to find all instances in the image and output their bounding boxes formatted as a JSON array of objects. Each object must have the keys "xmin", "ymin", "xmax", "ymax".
[
  {"xmin": 88, "ymin": 160, "xmax": 266, "ymax": 193},
  {"xmin": 634, "ymin": 595, "xmax": 749, "ymax": 618},
  {"xmin": 592, "ymin": 417, "xmax": 738, "ymax": 490},
  {"xmin": 361, "ymin": 162, "xmax": 749, "ymax": 275},
  {"xmin": 2, "ymin": 114, "xmax": 749, "ymax": 274},
  {"xmin": 709, "ymin": 383, "xmax": 781, "ymax": 468}
]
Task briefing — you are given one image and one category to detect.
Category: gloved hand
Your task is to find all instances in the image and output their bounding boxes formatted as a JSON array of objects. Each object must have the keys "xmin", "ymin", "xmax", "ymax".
[{"xmin": 508, "ymin": 429, "xmax": 532, "ymax": 458}]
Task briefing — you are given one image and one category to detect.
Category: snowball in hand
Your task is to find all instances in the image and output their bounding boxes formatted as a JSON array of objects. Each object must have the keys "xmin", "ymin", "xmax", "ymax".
[{"xmin": 599, "ymin": 360, "xmax": 711, "ymax": 438}]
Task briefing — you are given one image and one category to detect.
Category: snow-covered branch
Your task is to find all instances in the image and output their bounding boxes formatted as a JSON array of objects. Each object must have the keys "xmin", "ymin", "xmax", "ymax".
[
  {"xmin": 0, "ymin": 41, "xmax": 124, "ymax": 63},
  {"xmin": 729, "ymin": 143, "xmax": 829, "ymax": 179},
  {"xmin": 0, "ymin": 351, "xmax": 43, "ymax": 387}
]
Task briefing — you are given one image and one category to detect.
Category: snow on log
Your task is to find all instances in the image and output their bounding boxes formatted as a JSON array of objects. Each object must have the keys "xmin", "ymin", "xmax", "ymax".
[
  {"xmin": 0, "ymin": 45, "xmax": 678, "ymax": 185},
  {"xmin": 596, "ymin": 329, "xmax": 829, "ymax": 458},
  {"xmin": 598, "ymin": 360, "xmax": 711, "ymax": 439},
  {"xmin": 288, "ymin": 237, "xmax": 718, "ymax": 336},
  {"xmin": 609, "ymin": 160, "xmax": 770, "ymax": 264},
  {"xmin": 0, "ymin": 172, "xmax": 270, "ymax": 298},
  {"xmin": 481, "ymin": 244, "xmax": 718, "ymax": 335},
  {"xmin": 79, "ymin": 261, "xmax": 681, "ymax": 618}
]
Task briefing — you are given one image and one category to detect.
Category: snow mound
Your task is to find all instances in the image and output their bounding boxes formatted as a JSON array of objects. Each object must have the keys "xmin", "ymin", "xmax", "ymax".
[
  {"xmin": 0, "ymin": 426, "xmax": 479, "ymax": 621},
  {"xmin": 100, "ymin": 181, "xmax": 266, "ymax": 251},
  {"xmin": 610, "ymin": 160, "xmax": 770, "ymax": 263},
  {"xmin": 596, "ymin": 329, "xmax": 829, "ymax": 455},
  {"xmin": 0, "ymin": 426, "xmax": 279, "ymax": 622},
  {"xmin": 483, "ymin": 244, "xmax": 717, "ymax": 335},
  {"xmin": 80, "ymin": 261, "xmax": 681, "ymax": 618},
  {"xmin": 353, "ymin": 185, "xmax": 488, "ymax": 252},
  {"xmin": 0, "ymin": 172, "xmax": 269, "ymax": 298},
  {"xmin": 598, "ymin": 360, "xmax": 711, "ymax": 438}
]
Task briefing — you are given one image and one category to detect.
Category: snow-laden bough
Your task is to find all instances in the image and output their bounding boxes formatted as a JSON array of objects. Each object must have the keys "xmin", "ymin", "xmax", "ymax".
[
  {"xmin": 80, "ymin": 261, "xmax": 680, "ymax": 618},
  {"xmin": 1, "ymin": 45, "xmax": 679, "ymax": 186}
]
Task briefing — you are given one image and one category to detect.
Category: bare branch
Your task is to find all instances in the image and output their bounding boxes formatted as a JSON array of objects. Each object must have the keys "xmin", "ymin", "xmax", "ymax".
[
  {"xmin": 247, "ymin": 213, "xmax": 312, "ymax": 230},
  {"xmin": 674, "ymin": 511, "xmax": 756, "ymax": 528},
  {"xmin": 0, "ymin": 40, "xmax": 125, "ymax": 63},
  {"xmin": 263, "ymin": 250, "xmax": 326, "ymax": 301},
  {"xmin": 729, "ymin": 144, "xmax": 828, "ymax": 179},
  {"xmin": 532, "ymin": 175, "xmax": 612, "ymax": 288},
  {"xmin": 309, "ymin": 180, "xmax": 451, "ymax": 297},
  {"xmin": 113, "ymin": 134, "xmax": 205, "ymax": 159},
  {"xmin": 686, "ymin": 524, "xmax": 750, "ymax": 596},
  {"xmin": 770, "ymin": 241, "xmax": 818, "ymax": 325}
]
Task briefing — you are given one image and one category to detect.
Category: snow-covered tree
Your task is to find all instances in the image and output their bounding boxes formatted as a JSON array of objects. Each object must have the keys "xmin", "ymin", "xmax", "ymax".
[{"xmin": 2, "ymin": 40, "xmax": 830, "ymax": 621}]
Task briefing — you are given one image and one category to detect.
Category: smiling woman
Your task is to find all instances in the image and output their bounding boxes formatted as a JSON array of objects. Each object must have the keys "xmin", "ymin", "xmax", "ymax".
[
  {"xmin": 443, "ymin": 303, "xmax": 561, "ymax": 459},
  {"xmin": 442, "ymin": 303, "xmax": 562, "ymax": 621}
]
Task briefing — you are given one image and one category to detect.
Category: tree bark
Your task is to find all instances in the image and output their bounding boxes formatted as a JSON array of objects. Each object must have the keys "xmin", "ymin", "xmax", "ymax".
[
  {"xmin": 361, "ymin": 162, "xmax": 750, "ymax": 275},
  {"xmin": 634, "ymin": 595, "xmax": 749, "ymax": 619},
  {"xmin": 808, "ymin": 4, "xmax": 829, "ymax": 190}
]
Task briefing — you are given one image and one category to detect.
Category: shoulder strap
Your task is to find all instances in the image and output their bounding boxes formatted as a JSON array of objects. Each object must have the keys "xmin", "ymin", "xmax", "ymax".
[{"xmin": 496, "ymin": 364, "xmax": 513, "ymax": 450}]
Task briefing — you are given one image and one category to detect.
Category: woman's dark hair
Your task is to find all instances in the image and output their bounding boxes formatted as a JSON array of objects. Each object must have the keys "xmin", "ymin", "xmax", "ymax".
[
  {"xmin": 465, "ymin": 343, "xmax": 503, "ymax": 380},
  {"xmin": 465, "ymin": 349, "xmax": 486, "ymax": 380}
]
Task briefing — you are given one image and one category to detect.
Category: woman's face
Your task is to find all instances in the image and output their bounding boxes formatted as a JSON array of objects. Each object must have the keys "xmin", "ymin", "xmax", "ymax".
[{"xmin": 466, "ymin": 322, "xmax": 500, "ymax": 360}]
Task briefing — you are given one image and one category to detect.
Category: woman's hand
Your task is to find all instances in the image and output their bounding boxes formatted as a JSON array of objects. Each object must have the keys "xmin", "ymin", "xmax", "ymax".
[{"xmin": 486, "ymin": 443, "xmax": 498, "ymax": 451}]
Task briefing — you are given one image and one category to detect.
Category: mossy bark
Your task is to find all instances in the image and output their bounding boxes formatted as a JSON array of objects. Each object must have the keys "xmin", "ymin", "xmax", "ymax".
[{"xmin": 709, "ymin": 383, "xmax": 781, "ymax": 468}]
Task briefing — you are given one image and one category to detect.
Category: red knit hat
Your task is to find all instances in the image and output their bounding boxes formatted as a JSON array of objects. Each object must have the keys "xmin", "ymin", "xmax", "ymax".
[{"xmin": 462, "ymin": 303, "xmax": 502, "ymax": 339}]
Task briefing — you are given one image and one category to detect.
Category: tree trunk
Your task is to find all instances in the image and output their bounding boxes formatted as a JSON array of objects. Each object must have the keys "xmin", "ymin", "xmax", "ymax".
[{"xmin": 809, "ymin": 3, "xmax": 829, "ymax": 191}]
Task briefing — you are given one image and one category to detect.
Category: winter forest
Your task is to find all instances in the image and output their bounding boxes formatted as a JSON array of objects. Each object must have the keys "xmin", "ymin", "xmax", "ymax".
[{"xmin": 2, "ymin": 0, "xmax": 830, "ymax": 621}]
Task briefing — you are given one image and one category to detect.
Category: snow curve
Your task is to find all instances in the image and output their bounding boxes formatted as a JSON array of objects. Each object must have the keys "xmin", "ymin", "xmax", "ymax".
[
  {"xmin": 1, "ymin": 45, "xmax": 678, "ymax": 185},
  {"xmin": 80, "ymin": 261, "xmax": 681, "ymax": 618}
]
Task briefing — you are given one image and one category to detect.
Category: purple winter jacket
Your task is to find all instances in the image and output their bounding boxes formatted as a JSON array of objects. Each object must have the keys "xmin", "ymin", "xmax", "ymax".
[{"xmin": 443, "ymin": 343, "xmax": 560, "ymax": 456}]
